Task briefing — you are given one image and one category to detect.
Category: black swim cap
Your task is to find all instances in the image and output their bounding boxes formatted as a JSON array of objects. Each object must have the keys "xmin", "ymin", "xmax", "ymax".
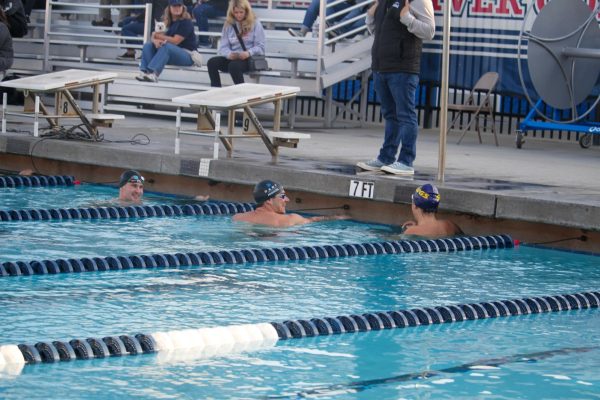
[
  {"xmin": 118, "ymin": 170, "xmax": 144, "ymax": 188},
  {"xmin": 253, "ymin": 180, "xmax": 282, "ymax": 205}
]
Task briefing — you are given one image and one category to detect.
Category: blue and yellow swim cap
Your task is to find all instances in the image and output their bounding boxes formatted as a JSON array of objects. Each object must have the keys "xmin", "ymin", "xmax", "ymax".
[
  {"xmin": 412, "ymin": 184, "xmax": 440, "ymax": 211},
  {"xmin": 253, "ymin": 180, "xmax": 282, "ymax": 205}
]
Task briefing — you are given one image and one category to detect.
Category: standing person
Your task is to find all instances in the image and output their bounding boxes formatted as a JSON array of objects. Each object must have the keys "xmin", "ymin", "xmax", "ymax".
[
  {"xmin": 206, "ymin": 0, "xmax": 265, "ymax": 87},
  {"xmin": 136, "ymin": 0, "xmax": 197, "ymax": 83},
  {"xmin": 117, "ymin": 0, "xmax": 168, "ymax": 60},
  {"xmin": 356, "ymin": 0, "xmax": 435, "ymax": 175},
  {"xmin": 402, "ymin": 183, "xmax": 462, "ymax": 238},
  {"xmin": 192, "ymin": 0, "xmax": 228, "ymax": 48},
  {"xmin": 0, "ymin": 8, "xmax": 13, "ymax": 80},
  {"xmin": 233, "ymin": 180, "xmax": 348, "ymax": 228}
]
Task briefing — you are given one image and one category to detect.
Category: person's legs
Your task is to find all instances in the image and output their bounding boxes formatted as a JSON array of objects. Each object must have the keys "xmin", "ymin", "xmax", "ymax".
[
  {"xmin": 193, "ymin": 3, "xmax": 224, "ymax": 45},
  {"xmin": 98, "ymin": 0, "xmax": 112, "ymax": 22},
  {"xmin": 139, "ymin": 41, "xmax": 156, "ymax": 72},
  {"xmin": 147, "ymin": 43, "xmax": 193, "ymax": 76},
  {"xmin": 227, "ymin": 60, "xmax": 249, "ymax": 84},
  {"xmin": 301, "ymin": 0, "xmax": 321, "ymax": 31},
  {"xmin": 336, "ymin": 6, "xmax": 365, "ymax": 34},
  {"xmin": 374, "ymin": 71, "xmax": 402, "ymax": 165},
  {"xmin": 119, "ymin": 18, "xmax": 144, "ymax": 55},
  {"xmin": 390, "ymin": 73, "xmax": 419, "ymax": 167},
  {"xmin": 118, "ymin": 0, "xmax": 133, "ymax": 21},
  {"xmin": 207, "ymin": 56, "xmax": 230, "ymax": 87}
]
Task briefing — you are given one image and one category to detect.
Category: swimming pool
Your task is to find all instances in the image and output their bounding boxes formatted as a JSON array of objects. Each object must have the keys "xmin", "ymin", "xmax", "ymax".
[{"xmin": 0, "ymin": 181, "xmax": 599, "ymax": 398}]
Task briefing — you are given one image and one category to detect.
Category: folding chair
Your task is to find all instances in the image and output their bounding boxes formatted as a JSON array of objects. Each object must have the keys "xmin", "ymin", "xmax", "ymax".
[{"xmin": 447, "ymin": 72, "xmax": 499, "ymax": 146}]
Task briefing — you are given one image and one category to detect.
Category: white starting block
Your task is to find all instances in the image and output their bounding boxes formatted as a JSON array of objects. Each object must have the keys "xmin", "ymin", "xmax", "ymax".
[
  {"xmin": 0, "ymin": 69, "xmax": 120, "ymax": 139},
  {"xmin": 172, "ymin": 83, "xmax": 302, "ymax": 161}
]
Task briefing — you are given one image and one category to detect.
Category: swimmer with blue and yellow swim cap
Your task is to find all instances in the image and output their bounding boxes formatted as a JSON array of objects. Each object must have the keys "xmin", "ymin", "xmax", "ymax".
[{"xmin": 402, "ymin": 183, "xmax": 463, "ymax": 238}]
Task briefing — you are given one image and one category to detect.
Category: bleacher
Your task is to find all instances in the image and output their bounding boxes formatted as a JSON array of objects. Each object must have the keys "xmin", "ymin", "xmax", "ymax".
[{"xmin": 11, "ymin": 0, "xmax": 375, "ymax": 126}]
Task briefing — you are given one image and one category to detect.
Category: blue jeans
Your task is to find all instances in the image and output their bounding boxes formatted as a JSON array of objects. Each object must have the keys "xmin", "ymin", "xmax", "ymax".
[
  {"xmin": 373, "ymin": 71, "xmax": 419, "ymax": 166},
  {"xmin": 139, "ymin": 42, "xmax": 193, "ymax": 76},
  {"xmin": 119, "ymin": 16, "xmax": 145, "ymax": 45},
  {"xmin": 302, "ymin": 0, "xmax": 347, "ymax": 30},
  {"xmin": 193, "ymin": 3, "xmax": 226, "ymax": 44}
]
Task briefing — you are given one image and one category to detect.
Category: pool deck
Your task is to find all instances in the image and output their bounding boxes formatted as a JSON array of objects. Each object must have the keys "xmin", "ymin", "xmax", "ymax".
[{"xmin": 0, "ymin": 112, "xmax": 599, "ymax": 246}]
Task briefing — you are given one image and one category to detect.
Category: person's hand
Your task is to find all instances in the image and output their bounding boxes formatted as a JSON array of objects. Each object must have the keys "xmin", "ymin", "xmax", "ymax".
[
  {"xmin": 152, "ymin": 38, "xmax": 163, "ymax": 48},
  {"xmin": 332, "ymin": 215, "xmax": 351, "ymax": 220},
  {"xmin": 19, "ymin": 169, "xmax": 34, "ymax": 176},
  {"xmin": 228, "ymin": 52, "xmax": 239, "ymax": 60},
  {"xmin": 238, "ymin": 51, "xmax": 250, "ymax": 60},
  {"xmin": 367, "ymin": 1, "xmax": 378, "ymax": 16},
  {"xmin": 400, "ymin": 0, "xmax": 410, "ymax": 17},
  {"xmin": 194, "ymin": 195, "xmax": 209, "ymax": 201},
  {"xmin": 402, "ymin": 220, "xmax": 416, "ymax": 229}
]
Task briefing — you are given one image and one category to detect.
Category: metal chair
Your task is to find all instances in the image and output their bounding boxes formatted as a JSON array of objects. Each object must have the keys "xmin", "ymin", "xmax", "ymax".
[{"xmin": 448, "ymin": 72, "xmax": 499, "ymax": 146}]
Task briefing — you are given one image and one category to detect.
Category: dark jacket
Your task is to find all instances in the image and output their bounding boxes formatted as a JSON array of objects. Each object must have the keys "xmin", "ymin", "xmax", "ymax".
[
  {"xmin": 371, "ymin": 0, "xmax": 422, "ymax": 74},
  {"xmin": 0, "ymin": 22, "xmax": 13, "ymax": 72}
]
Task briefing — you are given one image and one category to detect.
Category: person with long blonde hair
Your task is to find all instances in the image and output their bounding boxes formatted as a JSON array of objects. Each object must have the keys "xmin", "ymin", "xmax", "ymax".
[
  {"xmin": 207, "ymin": 0, "xmax": 265, "ymax": 87},
  {"xmin": 136, "ymin": 0, "xmax": 197, "ymax": 83}
]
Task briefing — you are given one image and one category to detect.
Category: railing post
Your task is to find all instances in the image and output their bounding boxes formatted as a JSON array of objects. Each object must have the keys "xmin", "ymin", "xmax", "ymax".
[
  {"xmin": 43, "ymin": 0, "xmax": 52, "ymax": 71},
  {"xmin": 423, "ymin": 81, "xmax": 434, "ymax": 129},
  {"xmin": 143, "ymin": 2, "xmax": 153, "ymax": 43}
]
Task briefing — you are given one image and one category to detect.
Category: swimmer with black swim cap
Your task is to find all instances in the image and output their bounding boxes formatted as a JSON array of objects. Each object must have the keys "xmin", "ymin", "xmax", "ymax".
[
  {"xmin": 118, "ymin": 170, "xmax": 145, "ymax": 204},
  {"xmin": 233, "ymin": 179, "xmax": 349, "ymax": 227},
  {"xmin": 402, "ymin": 183, "xmax": 463, "ymax": 238}
]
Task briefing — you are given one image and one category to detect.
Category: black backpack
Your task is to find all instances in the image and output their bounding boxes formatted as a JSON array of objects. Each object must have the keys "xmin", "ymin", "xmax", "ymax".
[{"xmin": 1, "ymin": 0, "xmax": 28, "ymax": 38}]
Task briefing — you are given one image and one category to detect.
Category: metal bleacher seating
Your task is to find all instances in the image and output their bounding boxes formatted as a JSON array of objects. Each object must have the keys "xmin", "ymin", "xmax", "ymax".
[{"xmin": 11, "ymin": 0, "xmax": 375, "ymax": 126}]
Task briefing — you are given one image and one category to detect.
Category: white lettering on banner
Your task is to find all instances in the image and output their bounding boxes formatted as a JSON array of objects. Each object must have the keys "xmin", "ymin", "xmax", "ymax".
[
  {"xmin": 349, "ymin": 180, "xmax": 374, "ymax": 199},
  {"xmin": 589, "ymin": 127, "xmax": 600, "ymax": 133}
]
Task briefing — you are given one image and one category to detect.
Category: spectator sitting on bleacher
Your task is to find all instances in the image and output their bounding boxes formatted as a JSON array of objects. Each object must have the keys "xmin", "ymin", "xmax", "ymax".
[
  {"xmin": 287, "ymin": 0, "xmax": 366, "ymax": 41},
  {"xmin": 135, "ymin": 0, "xmax": 197, "ymax": 83},
  {"xmin": 92, "ymin": 0, "xmax": 132, "ymax": 27},
  {"xmin": 207, "ymin": 0, "xmax": 265, "ymax": 87},
  {"xmin": 191, "ymin": 0, "xmax": 228, "ymax": 48},
  {"xmin": 117, "ymin": 0, "xmax": 168, "ymax": 60},
  {"xmin": 0, "ymin": 8, "xmax": 13, "ymax": 80}
]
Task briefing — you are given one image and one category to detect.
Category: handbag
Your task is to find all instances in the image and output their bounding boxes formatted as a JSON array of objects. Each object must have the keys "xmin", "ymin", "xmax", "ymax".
[{"xmin": 232, "ymin": 24, "xmax": 268, "ymax": 72}]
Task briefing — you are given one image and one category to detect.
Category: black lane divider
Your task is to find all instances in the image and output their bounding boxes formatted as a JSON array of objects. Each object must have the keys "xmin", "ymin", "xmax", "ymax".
[
  {"xmin": 10, "ymin": 290, "xmax": 599, "ymax": 366},
  {"xmin": 266, "ymin": 346, "xmax": 599, "ymax": 398},
  {"xmin": 0, "ymin": 175, "xmax": 75, "ymax": 188},
  {"xmin": 17, "ymin": 334, "xmax": 157, "ymax": 364},
  {"xmin": 0, "ymin": 234, "xmax": 513, "ymax": 277},
  {"xmin": 0, "ymin": 201, "xmax": 255, "ymax": 222},
  {"xmin": 269, "ymin": 291, "xmax": 600, "ymax": 340}
]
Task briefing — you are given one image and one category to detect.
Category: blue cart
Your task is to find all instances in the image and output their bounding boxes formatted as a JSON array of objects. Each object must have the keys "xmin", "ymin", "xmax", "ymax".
[{"xmin": 516, "ymin": 99, "xmax": 600, "ymax": 149}]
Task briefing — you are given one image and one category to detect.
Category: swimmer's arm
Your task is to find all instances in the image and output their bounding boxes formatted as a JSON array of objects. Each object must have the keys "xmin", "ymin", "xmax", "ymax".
[{"xmin": 307, "ymin": 215, "xmax": 350, "ymax": 223}]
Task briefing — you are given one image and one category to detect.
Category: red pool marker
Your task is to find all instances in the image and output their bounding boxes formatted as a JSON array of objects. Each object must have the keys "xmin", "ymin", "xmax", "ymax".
[
  {"xmin": 514, "ymin": 239, "xmax": 520, "ymax": 247},
  {"xmin": 73, "ymin": 180, "xmax": 81, "ymax": 185}
]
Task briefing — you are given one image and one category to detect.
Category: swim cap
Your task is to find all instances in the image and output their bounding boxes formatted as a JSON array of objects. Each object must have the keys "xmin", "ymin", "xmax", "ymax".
[
  {"xmin": 412, "ymin": 184, "xmax": 440, "ymax": 211},
  {"xmin": 253, "ymin": 180, "xmax": 282, "ymax": 205},
  {"xmin": 118, "ymin": 170, "xmax": 144, "ymax": 188}
]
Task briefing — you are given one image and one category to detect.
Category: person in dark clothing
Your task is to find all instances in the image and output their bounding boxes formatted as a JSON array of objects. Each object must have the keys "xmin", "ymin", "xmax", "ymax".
[
  {"xmin": 0, "ymin": 0, "xmax": 27, "ymax": 37},
  {"xmin": 192, "ymin": 0, "xmax": 227, "ymax": 47},
  {"xmin": 136, "ymin": 0, "xmax": 197, "ymax": 82},
  {"xmin": 0, "ymin": 8, "xmax": 13, "ymax": 78},
  {"xmin": 117, "ymin": 0, "xmax": 168, "ymax": 60},
  {"xmin": 356, "ymin": 0, "xmax": 434, "ymax": 176}
]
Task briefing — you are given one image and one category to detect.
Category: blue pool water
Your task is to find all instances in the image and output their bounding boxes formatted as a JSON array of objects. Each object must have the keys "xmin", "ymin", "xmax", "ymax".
[
  {"xmin": 0, "ymin": 183, "xmax": 196, "ymax": 210},
  {"xmin": 0, "ymin": 184, "xmax": 599, "ymax": 398}
]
